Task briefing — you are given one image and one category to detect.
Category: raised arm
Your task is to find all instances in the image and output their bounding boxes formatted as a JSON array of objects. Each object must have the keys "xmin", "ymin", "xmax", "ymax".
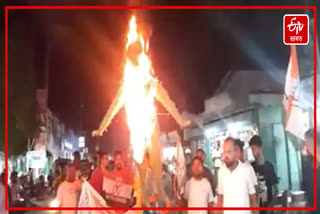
[
  {"xmin": 92, "ymin": 85, "xmax": 126, "ymax": 136},
  {"xmin": 155, "ymin": 81, "xmax": 190, "ymax": 128}
]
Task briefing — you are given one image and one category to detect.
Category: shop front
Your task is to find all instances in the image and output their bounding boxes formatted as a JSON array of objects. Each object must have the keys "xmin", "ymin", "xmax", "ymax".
[{"xmin": 185, "ymin": 107, "xmax": 259, "ymax": 173}]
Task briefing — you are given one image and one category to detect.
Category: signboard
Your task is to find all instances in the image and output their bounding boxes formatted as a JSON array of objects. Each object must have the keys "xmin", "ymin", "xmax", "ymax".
[
  {"xmin": 102, "ymin": 177, "xmax": 134, "ymax": 207},
  {"xmin": 26, "ymin": 151, "xmax": 47, "ymax": 169},
  {"xmin": 79, "ymin": 136, "xmax": 85, "ymax": 148}
]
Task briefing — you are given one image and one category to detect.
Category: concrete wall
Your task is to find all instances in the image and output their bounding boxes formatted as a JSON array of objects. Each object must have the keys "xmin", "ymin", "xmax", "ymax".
[{"xmin": 258, "ymin": 105, "xmax": 302, "ymax": 191}]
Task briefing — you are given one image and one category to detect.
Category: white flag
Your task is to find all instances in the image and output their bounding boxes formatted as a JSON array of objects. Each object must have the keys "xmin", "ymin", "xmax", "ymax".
[
  {"xmin": 284, "ymin": 46, "xmax": 300, "ymax": 98},
  {"xmin": 77, "ymin": 180, "xmax": 136, "ymax": 214},
  {"xmin": 283, "ymin": 45, "xmax": 309, "ymax": 140},
  {"xmin": 174, "ymin": 131, "xmax": 186, "ymax": 191}
]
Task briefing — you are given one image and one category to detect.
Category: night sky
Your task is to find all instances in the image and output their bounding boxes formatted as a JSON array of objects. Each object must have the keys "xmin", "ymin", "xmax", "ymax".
[{"xmin": 6, "ymin": 0, "xmax": 319, "ymax": 152}]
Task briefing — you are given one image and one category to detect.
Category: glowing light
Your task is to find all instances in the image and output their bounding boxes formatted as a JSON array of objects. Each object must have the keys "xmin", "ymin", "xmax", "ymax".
[
  {"xmin": 185, "ymin": 148, "xmax": 191, "ymax": 154},
  {"xmin": 50, "ymin": 199, "xmax": 60, "ymax": 207},
  {"xmin": 123, "ymin": 15, "xmax": 157, "ymax": 164},
  {"xmin": 79, "ymin": 136, "xmax": 85, "ymax": 148},
  {"xmin": 64, "ymin": 141, "xmax": 73, "ymax": 150}
]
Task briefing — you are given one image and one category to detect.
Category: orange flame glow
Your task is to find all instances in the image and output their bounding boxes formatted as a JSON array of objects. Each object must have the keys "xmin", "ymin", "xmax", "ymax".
[{"xmin": 123, "ymin": 15, "xmax": 157, "ymax": 164}]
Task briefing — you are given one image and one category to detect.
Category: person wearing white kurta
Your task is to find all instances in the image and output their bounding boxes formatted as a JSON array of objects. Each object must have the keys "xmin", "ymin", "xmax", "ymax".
[{"xmin": 217, "ymin": 138, "xmax": 258, "ymax": 214}]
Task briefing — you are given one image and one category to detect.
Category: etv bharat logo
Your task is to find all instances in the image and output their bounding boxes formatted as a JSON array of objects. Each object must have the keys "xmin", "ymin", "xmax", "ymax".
[
  {"xmin": 288, "ymin": 17, "xmax": 304, "ymax": 35},
  {"xmin": 283, "ymin": 14, "xmax": 309, "ymax": 45}
]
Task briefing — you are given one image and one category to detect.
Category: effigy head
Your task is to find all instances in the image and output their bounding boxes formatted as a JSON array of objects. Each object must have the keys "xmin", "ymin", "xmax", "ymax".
[{"xmin": 127, "ymin": 40, "xmax": 142, "ymax": 66}]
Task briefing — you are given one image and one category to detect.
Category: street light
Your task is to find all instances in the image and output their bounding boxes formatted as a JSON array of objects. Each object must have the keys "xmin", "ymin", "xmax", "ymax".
[{"xmin": 79, "ymin": 136, "xmax": 85, "ymax": 148}]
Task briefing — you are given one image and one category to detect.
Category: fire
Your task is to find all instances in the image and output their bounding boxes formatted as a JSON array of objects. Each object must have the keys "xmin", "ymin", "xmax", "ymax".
[
  {"xmin": 123, "ymin": 15, "xmax": 157, "ymax": 164},
  {"xmin": 92, "ymin": 14, "xmax": 190, "ymax": 164}
]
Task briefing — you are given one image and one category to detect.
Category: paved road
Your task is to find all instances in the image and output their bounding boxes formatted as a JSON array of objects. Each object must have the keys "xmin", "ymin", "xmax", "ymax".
[
  {"xmin": 27, "ymin": 211, "xmax": 56, "ymax": 214},
  {"xmin": 25, "ymin": 198, "xmax": 56, "ymax": 214}
]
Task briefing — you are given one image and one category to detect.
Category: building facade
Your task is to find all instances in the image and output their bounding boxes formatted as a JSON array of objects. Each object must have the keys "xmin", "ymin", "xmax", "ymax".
[{"xmin": 184, "ymin": 70, "xmax": 303, "ymax": 191}]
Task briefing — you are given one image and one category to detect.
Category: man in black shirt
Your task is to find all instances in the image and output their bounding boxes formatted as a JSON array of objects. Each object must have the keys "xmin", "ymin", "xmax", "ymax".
[
  {"xmin": 302, "ymin": 129, "xmax": 320, "ymax": 214},
  {"xmin": 249, "ymin": 135, "xmax": 279, "ymax": 208}
]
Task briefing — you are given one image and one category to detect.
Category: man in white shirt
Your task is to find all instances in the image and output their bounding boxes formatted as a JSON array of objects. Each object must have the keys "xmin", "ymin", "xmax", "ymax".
[
  {"xmin": 183, "ymin": 157, "xmax": 214, "ymax": 214},
  {"xmin": 55, "ymin": 164, "xmax": 82, "ymax": 214},
  {"xmin": 217, "ymin": 137, "xmax": 258, "ymax": 214}
]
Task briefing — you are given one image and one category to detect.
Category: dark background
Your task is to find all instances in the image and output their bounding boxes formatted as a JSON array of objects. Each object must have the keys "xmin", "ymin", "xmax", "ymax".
[{"xmin": 3, "ymin": 0, "xmax": 319, "ymax": 153}]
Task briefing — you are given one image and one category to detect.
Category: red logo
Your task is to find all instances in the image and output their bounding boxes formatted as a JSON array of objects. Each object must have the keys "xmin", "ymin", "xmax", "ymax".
[{"xmin": 283, "ymin": 14, "xmax": 309, "ymax": 45}]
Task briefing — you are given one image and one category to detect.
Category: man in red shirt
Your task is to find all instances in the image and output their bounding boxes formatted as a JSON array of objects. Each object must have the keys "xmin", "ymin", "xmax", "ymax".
[
  {"xmin": 112, "ymin": 151, "xmax": 134, "ymax": 185},
  {"xmin": 89, "ymin": 152, "xmax": 109, "ymax": 196}
]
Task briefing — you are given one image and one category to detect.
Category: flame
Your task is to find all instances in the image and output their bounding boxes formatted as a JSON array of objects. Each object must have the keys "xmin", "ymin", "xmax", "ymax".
[{"xmin": 123, "ymin": 15, "xmax": 157, "ymax": 164}]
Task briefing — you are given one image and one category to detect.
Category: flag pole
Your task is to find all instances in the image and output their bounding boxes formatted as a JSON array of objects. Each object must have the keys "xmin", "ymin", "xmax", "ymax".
[{"xmin": 284, "ymin": 129, "xmax": 293, "ymax": 190}]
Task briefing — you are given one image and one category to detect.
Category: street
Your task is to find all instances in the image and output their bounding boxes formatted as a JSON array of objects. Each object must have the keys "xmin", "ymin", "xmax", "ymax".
[{"xmin": 27, "ymin": 211, "xmax": 55, "ymax": 214}]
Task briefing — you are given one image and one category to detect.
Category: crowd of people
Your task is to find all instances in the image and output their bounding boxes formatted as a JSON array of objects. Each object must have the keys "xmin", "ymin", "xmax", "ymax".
[{"xmin": 0, "ymin": 129, "xmax": 319, "ymax": 214}]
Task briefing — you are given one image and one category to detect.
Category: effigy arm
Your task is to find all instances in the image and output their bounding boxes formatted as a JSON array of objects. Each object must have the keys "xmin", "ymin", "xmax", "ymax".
[
  {"xmin": 155, "ymin": 82, "xmax": 191, "ymax": 128},
  {"xmin": 92, "ymin": 85, "xmax": 126, "ymax": 136}
]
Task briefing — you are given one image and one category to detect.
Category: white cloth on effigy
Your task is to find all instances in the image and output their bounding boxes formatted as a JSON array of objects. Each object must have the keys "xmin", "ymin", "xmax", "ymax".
[{"xmin": 78, "ymin": 180, "xmax": 136, "ymax": 214}]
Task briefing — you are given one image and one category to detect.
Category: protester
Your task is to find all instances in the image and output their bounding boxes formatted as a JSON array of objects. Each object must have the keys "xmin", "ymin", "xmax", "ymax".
[
  {"xmin": 302, "ymin": 129, "xmax": 320, "ymax": 214},
  {"xmin": 0, "ymin": 171, "xmax": 9, "ymax": 214},
  {"xmin": 55, "ymin": 164, "xmax": 82, "ymax": 214},
  {"xmin": 133, "ymin": 152, "xmax": 169, "ymax": 213},
  {"xmin": 9, "ymin": 171, "xmax": 23, "ymax": 205},
  {"xmin": 72, "ymin": 151, "xmax": 82, "ymax": 180},
  {"xmin": 89, "ymin": 152, "xmax": 110, "ymax": 196},
  {"xmin": 99, "ymin": 151, "xmax": 135, "ymax": 207},
  {"xmin": 93, "ymin": 154, "xmax": 99, "ymax": 170},
  {"xmin": 195, "ymin": 149, "xmax": 216, "ymax": 196},
  {"xmin": 53, "ymin": 165, "xmax": 67, "ymax": 193},
  {"xmin": 24, "ymin": 173, "xmax": 34, "ymax": 198},
  {"xmin": 162, "ymin": 164, "xmax": 174, "ymax": 201},
  {"xmin": 87, "ymin": 154, "xmax": 99, "ymax": 180},
  {"xmin": 48, "ymin": 170, "xmax": 54, "ymax": 189},
  {"xmin": 234, "ymin": 139, "xmax": 258, "ymax": 186},
  {"xmin": 249, "ymin": 135, "xmax": 278, "ymax": 207},
  {"xmin": 25, "ymin": 168, "xmax": 35, "ymax": 198},
  {"xmin": 20, "ymin": 175, "xmax": 27, "ymax": 190},
  {"xmin": 34, "ymin": 175, "xmax": 46, "ymax": 201},
  {"xmin": 182, "ymin": 157, "xmax": 214, "ymax": 214},
  {"xmin": 112, "ymin": 151, "xmax": 134, "ymax": 185},
  {"xmin": 27, "ymin": 168, "xmax": 33, "ymax": 181},
  {"xmin": 217, "ymin": 137, "xmax": 258, "ymax": 214}
]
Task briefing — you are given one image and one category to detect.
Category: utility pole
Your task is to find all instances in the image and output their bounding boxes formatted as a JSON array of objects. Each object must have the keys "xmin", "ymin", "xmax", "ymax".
[{"xmin": 45, "ymin": 43, "xmax": 51, "ymax": 153}]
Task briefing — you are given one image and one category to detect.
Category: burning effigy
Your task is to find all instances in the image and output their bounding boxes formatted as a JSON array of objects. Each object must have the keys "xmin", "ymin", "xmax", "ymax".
[{"xmin": 91, "ymin": 13, "xmax": 190, "ymax": 208}]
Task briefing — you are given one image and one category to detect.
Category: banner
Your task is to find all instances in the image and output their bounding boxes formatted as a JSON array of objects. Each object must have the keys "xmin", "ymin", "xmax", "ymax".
[
  {"xmin": 78, "ymin": 180, "xmax": 136, "ymax": 214},
  {"xmin": 103, "ymin": 177, "xmax": 134, "ymax": 207},
  {"xmin": 26, "ymin": 150, "xmax": 47, "ymax": 169}
]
